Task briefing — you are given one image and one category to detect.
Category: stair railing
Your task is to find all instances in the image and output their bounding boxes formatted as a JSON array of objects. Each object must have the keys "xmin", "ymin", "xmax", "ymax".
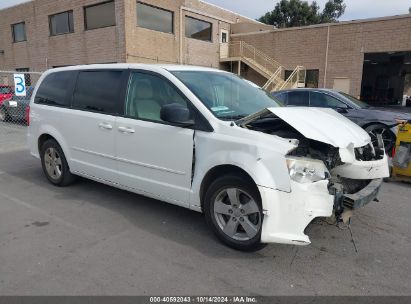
[
  {"xmin": 225, "ymin": 41, "xmax": 283, "ymax": 76},
  {"xmin": 276, "ymin": 66, "xmax": 306, "ymax": 91},
  {"xmin": 262, "ymin": 66, "xmax": 284, "ymax": 91}
]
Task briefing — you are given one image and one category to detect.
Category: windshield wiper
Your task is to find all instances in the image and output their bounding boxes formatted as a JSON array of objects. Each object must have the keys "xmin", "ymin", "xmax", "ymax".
[{"xmin": 218, "ymin": 115, "xmax": 247, "ymax": 121}]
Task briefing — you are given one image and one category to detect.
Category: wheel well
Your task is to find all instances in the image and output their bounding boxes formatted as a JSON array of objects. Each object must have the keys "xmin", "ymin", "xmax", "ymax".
[
  {"xmin": 38, "ymin": 134, "xmax": 55, "ymax": 154},
  {"xmin": 362, "ymin": 122, "xmax": 386, "ymax": 130},
  {"xmin": 200, "ymin": 165, "xmax": 259, "ymax": 211},
  {"xmin": 362, "ymin": 122, "xmax": 395, "ymax": 134}
]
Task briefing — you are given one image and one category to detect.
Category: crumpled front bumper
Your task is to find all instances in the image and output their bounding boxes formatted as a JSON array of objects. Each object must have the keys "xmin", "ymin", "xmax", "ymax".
[
  {"xmin": 341, "ymin": 178, "xmax": 383, "ymax": 210},
  {"xmin": 259, "ymin": 180, "xmax": 334, "ymax": 246},
  {"xmin": 332, "ymin": 152, "xmax": 389, "ymax": 179},
  {"xmin": 259, "ymin": 178, "xmax": 383, "ymax": 246}
]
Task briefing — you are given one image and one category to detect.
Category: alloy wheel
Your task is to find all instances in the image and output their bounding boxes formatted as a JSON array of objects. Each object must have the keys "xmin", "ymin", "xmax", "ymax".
[
  {"xmin": 213, "ymin": 187, "xmax": 261, "ymax": 241},
  {"xmin": 44, "ymin": 147, "xmax": 63, "ymax": 180},
  {"xmin": 367, "ymin": 127, "xmax": 395, "ymax": 152}
]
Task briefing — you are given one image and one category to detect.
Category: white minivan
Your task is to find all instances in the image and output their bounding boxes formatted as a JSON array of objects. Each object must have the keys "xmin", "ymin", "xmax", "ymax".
[{"xmin": 28, "ymin": 64, "xmax": 389, "ymax": 251}]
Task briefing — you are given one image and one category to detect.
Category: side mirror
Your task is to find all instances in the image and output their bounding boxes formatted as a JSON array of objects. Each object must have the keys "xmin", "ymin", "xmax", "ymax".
[
  {"xmin": 160, "ymin": 103, "xmax": 194, "ymax": 127},
  {"xmin": 335, "ymin": 107, "xmax": 348, "ymax": 114}
]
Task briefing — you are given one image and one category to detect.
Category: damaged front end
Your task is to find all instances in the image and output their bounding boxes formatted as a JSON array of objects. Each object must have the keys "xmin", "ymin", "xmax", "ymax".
[
  {"xmin": 285, "ymin": 135, "xmax": 388, "ymax": 223},
  {"xmin": 237, "ymin": 107, "xmax": 389, "ymax": 243}
]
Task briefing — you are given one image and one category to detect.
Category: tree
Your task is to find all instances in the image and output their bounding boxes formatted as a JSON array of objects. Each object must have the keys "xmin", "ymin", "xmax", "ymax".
[
  {"xmin": 321, "ymin": 0, "xmax": 346, "ymax": 23},
  {"xmin": 259, "ymin": 0, "xmax": 346, "ymax": 28}
]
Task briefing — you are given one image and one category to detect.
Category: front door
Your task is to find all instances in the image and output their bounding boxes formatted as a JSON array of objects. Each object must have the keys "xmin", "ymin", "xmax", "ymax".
[{"xmin": 116, "ymin": 71, "xmax": 194, "ymax": 206}]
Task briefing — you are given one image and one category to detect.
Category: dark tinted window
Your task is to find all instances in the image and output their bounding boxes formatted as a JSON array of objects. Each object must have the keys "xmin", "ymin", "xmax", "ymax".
[
  {"xmin": 137, "ymin": 2, "xmax": 173, "ymax": 34},
  {"xmin": 185, "ymin": 16, "xmax": 212, "ymax": 42},
  {"xmin": 35, "ymin": 71, "xmax": 77, "ymax": 107},
  {"xmin": 85, "ymin": 1, "xmax": 116, "ymax": 30},
  {"xmin": 50, "ymin": 11, "xmax": 74, "ymax": 36},
  {"xmin": 287, "ymin": 91, "xmax": 309, "ymax": 106},
  {"xmin": 73, "ymin": 70, "xmax": 122, "ymax": 114},
  {"xmin": 12, "ymin": 22, "xmax": 26, "ymax": 42},
  {"xmin": 310, "ymin": 91, "xmax": 347, "ymax": 108},
  {"xmin": 274, "ymin": 92, "xmax": 287, "ymax": 104},
  {"xmin": 125, "ymin": 72, "xmax": 187, "ymax": 122}
]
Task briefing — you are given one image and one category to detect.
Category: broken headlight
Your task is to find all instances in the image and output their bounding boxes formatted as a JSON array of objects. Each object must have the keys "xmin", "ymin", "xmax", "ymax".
[{"xmin": 286, "ymin": 157, "xmax": 330, "ymax": 184}]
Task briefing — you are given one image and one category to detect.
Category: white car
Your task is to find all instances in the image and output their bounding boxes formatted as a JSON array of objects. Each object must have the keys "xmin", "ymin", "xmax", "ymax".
[{"xmin": 28, "ymin": 64, "xmax": 389, "ymax": 251}]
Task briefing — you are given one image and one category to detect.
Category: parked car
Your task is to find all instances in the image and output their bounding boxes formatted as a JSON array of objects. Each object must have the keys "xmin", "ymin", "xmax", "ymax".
[
  {"xmin": 0, "ymin": 85, "xmax": 13, "ymax": 106},
  {"xmin": 272, "ymin": 88, "xmax": 411, "ymax": 152},
  {"xmin": 28, "ymin": 65, "xmax": 389, "ymax": 251},
  {"xmin": 0, "ymin": 87, "xmax": 33, "ymax": 124}
]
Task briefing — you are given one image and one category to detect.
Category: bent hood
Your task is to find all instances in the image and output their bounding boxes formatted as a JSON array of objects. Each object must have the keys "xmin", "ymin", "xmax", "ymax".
[
  {"xmin": 239, "ymin": 107, "xmax": 371, "ymax": 148},
  {"xmin": 268, "ymin": 107, "xmax": 371, "ymax": 148}
]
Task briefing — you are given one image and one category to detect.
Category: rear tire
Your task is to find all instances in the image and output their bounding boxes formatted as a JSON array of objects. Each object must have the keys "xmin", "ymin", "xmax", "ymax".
[
  {"xmin": 40, "ymin": 139, "xmax": 76, "ymax": 186},
  {"xmin": 204, "ymin": 175, "xmax": 265, "ymax": 251}
]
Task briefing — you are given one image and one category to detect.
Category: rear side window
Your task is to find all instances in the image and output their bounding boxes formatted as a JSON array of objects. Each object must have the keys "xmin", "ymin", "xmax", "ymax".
[
  {"xmin": 274, "ymin": 92, "xmax": 287, "ymax": 104},
  {"xmin": 73, "ymin": 70, "xmax": 122, "ymax": 114},
  {"xmin": 287, "ymin": 91, "xmax": 309, "ymax": 106},
  {"xmin": 35, "ymin": 71, "xmax": 77, "ymax": 107}
]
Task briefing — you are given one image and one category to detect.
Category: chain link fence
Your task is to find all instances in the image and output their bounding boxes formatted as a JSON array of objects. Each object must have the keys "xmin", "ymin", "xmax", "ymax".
[{"xmin": 0, "ymin": 71, "xmax": 43, "ymax": 152}]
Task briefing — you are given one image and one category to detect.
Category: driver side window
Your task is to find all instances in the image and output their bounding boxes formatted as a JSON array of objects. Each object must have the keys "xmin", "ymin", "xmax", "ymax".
[
  {"xmin": 310, "ymin": 91, "xmax": 347, "ymax": 108},
  {"xmin": 125, "ymin": 72, "xmax": 188, "ymax": 122}
]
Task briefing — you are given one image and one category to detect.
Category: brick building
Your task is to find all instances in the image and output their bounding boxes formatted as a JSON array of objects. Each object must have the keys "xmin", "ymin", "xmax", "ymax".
[
  {"xmin": 0, "ymin": 0, "xmax": 267, "ymax": 71},
  {"xmin": 227, "ymin": 14, "xmax": 411, "ymax": 105}
]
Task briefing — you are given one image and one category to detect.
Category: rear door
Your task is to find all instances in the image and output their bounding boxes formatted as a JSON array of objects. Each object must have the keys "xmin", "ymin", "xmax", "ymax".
[
  {"xmin": 115, "ymin": 70, "xmax": 194, "ymax": 206},
  {"xmin": 67, "ymin": 70, "xmax": 127, "ymax": 183}
]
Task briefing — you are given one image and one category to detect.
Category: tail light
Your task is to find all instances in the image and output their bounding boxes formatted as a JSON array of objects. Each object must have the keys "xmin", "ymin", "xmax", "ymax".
[{"xmin": 25, "ymin": 105, "xmax": 30, "ymax": 126}]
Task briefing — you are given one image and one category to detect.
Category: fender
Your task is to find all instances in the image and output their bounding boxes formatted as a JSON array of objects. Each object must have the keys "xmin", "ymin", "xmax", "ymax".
[{"xmin": 190, "ymin": 129, "xmax": 295, "ymax": 209}]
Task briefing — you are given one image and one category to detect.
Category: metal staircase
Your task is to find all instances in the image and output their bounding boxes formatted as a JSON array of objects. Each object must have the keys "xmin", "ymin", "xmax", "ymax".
[{"xmin": 220, "ymin": 41, "xmax": 306, "ymax": 92}]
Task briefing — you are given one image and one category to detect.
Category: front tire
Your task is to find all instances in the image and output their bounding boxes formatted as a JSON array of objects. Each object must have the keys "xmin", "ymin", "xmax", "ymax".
[
  {"xmin": 204, "ymin": 175, "xmax": 265, "ymax": 251},
  {"xmin": 40, "ymin": 139, "xmax": 76, "ymax": 186},
  {"xmin": 365, "ymin": 123, "xmax": 396, "ymax": 153}
]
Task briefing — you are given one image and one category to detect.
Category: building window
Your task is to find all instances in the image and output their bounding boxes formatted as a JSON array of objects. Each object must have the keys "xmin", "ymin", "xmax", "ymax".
[
  {"xmin": 49, "ymin": 11, "xmax": 74, "ymax": 36},
  {"xmin": 285, "ymin": 69, "xmax": 318, "ymax": 88},
  {"xmin": 306, "ymin": 69, "xmax": 319, "ymax": 88},
  {"xmin": 185, "ymin": 16, "xmax": 212, "ymax": 42},
  {"xmin": 137, "ymin": 2, "xmax": 173, "ymax": 34},
  {"xmin": 84, "ymin": 1, "xmax": 116, "ymax": 31},
  {"xmin": 11, "ymin": 22, "xmax": 26, "ymax": 43}
]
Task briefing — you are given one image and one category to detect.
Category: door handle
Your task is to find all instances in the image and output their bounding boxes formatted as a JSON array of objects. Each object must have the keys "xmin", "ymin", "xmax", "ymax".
[
  {"xmin": 98, "ymin": 122, "xmax": 113, "ymax": 130},
  {"xmin": 118, "ymin": 126, "xmax": 135, "ymax": 134}
]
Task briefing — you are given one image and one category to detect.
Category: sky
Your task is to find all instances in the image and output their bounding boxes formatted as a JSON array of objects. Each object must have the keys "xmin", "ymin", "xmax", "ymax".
[{"xmin": 0, "ymin": 0, "xmax": 410, "ymax": 21}]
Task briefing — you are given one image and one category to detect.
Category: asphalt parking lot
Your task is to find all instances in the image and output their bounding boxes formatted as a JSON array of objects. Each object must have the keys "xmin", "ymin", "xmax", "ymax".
[{"xmin": 0, "ymin": 123, "xmax": 411, "ymax": 296}]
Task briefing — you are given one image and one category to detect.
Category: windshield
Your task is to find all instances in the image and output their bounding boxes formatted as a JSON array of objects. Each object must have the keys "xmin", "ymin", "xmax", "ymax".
[
  {"xmin": 339, "ymin": 92, "xmax": 370, "ymax": 109},
  {"xmin": 0, "ymin": 87, "xmax": 13, "ymax": 94},
  {"xmin": 172, "ymin": 71, "xmax": 282, "ymax": 120}
]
